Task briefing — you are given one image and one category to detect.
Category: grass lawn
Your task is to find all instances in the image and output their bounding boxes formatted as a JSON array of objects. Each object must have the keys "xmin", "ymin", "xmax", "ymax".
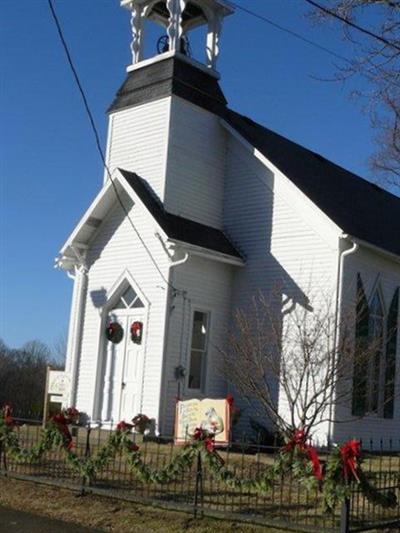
[{"xmin": 0, "ymin": 477, "xmax": 291, "ymax": 532}]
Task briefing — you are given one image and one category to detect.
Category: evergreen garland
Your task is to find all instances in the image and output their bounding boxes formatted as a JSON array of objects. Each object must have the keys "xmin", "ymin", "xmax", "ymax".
[{"xmin": 0, "ymin": 408, "xmax": 397, "ymax": 513}]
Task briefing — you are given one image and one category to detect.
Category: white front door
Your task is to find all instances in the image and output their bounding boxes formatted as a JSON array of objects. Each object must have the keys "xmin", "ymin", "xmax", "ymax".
[
  {"xmin": 102, "ymin": 284, "xmax": 145, "ymax": 424},
  {"xmin": 119, "ymin": 312, "xmax": 144, "ymax": 422}
]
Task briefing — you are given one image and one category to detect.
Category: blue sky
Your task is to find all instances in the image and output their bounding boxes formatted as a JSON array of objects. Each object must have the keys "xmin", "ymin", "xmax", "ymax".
[{"xmin": 0, "ymin": 0, "xmax": 388, "ymax": 352}]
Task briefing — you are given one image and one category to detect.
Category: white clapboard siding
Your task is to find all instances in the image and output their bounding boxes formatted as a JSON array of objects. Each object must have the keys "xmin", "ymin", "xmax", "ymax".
[
  {"xmin": 159, "ymin": 255, "xmax": 234, "ymax": 435},
  {"xmin": 333, "ymin": 246, "xmax": 400, "ymax": 447},
  {"xmin": 164, "ymin": 96, "xmax": 227, "ymax": 229},
  {"xmin": 224, "ymin": 134, "xmax": 340, "ymax": 441},
  {"xmin": 105, "ymin": 97, "xmax": 171, "ymax": 201},
  {"xmin": 75, "ymin": 193, "xmax": 170, "ymax": 424}
]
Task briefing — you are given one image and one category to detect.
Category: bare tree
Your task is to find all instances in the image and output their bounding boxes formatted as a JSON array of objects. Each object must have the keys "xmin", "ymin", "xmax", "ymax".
[
  {"xmin": 309, "ymin": 0, "xmax": 400, "ymax": 191},
  {"xmin": 220, "ymin": 292, "xmax": 391, "ymax": 440},
  {"xmin": 53, "ymin": 331, "xmax": 68, "ymax": 368},
  {"xmin": 0, "ymin": 339, "xmax": 55, "ymax": 417}
]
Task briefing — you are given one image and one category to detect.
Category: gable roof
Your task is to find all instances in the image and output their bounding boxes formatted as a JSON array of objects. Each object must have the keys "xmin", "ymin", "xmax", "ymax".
[
  {"xmin": 118, "ymin": 169, "xmax": 243, "ymax": 260},
  {"xmin": 225, "ymin": 110, "xmax": 400, "ymax": 258}
]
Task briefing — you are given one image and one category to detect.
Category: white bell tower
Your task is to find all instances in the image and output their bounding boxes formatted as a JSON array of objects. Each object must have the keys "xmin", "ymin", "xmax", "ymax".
[{"xmin": 121, "ymin": 0, "xmax": 234, "ymax": 73}]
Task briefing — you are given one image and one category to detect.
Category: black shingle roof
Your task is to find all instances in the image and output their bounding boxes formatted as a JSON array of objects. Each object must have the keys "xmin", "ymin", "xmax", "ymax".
[
  {"xmin": 110, "ymin": 55, "xmax": 400, "ymax": 259},
  {"xmin": 226, "ymin": 111, "xmax": 400, "ymax": 258},
  {"xmin": 119, "ymin": 169, "xmax": 243, "ymax": 260}
]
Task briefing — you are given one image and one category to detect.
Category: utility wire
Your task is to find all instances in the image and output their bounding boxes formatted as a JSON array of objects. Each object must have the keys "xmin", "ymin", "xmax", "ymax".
[
  {"xmin": 304, "ymin": 0, "xmax": 400, "ymax": 53},
  {"xmin": 47, "ymin": 0, "xmax": 176, "ymax": 291},
  {"xmin": 227, "ymin": 0, "xmax": 349, "ymax": 63},
  {"xmin": 227, "ymin": 0, "xmax": 400, "ymax": 90}
]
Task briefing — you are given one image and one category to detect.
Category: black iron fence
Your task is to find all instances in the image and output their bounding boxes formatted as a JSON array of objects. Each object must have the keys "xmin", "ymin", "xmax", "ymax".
[{"xmin": 1, "ymin": 419, "xmax": 399, "ymax": 533}]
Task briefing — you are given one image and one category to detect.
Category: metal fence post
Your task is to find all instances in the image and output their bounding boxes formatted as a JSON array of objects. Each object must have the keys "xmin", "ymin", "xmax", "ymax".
[
  {"xmin": 0, "ymin": 441, "xmax": 7, "ymax": 476},
  {"xmin": 340, "ymin": 497, "xmax": 350, "ymax": 533},
  {"xmin": 193, "ymin": 450, "xmax": 204, "ymax": 518},
  {"xmin": 78, "ymin": 424, "xmax": 91, "ymax": 497}
]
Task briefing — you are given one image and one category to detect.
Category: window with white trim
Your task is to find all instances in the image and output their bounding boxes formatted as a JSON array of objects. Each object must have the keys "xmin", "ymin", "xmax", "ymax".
[
  {"xmin": 112, "ymin": 284, "xmax": 144, "ymax": 310},
  {"xmin": 188, "ymin": 311, "xmax": 210, "ymax": 391}
]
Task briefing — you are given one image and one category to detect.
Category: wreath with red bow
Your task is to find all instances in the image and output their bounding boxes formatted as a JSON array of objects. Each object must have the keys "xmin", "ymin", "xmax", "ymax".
[
  {"xmin": 106, "ymin": 322, "xmax": 124, "ymax": 344},
  {"xmin": 130, "ymin": 321, "xmax": 143, "ymax": 344}
]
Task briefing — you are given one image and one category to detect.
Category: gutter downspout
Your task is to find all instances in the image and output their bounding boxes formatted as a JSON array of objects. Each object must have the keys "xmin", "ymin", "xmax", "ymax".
[
  {"xmin": 327, "ymin": 235, "xmax": 359, "ymax": 445},
  {"xmin": 157, "ymin": 251, "xmax": 190, "ymax": 435}
]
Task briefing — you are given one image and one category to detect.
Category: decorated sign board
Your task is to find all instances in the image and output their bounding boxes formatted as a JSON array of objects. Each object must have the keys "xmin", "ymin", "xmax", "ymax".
[
  {"xmin": 48, "ymin": 371, "xmax": 71, "ymax": 397},
  {"xmin": 175, "ymin": 398, "xmax": 230, "ymax": 445},
  {"xmin": 42, "ymin": 367, "xmax": 70, "ymax": 427}
]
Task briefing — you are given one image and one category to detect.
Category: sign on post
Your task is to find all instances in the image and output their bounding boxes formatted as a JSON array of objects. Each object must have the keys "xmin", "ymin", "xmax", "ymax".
[
  {"xmin": 42, "ymin": 367, "xmax": 70, "ymax": 427},
  {"xmin": 48, "ymin": 370, "xmax": 71, "ymax": 397},
  {"xmin": 175, "ymin": 398, "xmax": 230, "ymax": 445}
]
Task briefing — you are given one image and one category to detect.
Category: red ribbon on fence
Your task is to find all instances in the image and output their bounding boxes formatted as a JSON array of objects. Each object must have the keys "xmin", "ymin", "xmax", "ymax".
[
  {"xmin": 284, "ymin": 429, "xmax": 323, "ymax": 481},
  {"xmin": 116, "ymin": 421, "xmax": 134, "ymax": 432},
  {"xmin": 340, "ymin": 439, "xmax": 361, "ymax": 483},
  {"xmin": 2, "ymin": 404, "xmax": 14, "ymax": 427},
  {"xmin": 51, "ymin": 413, "xmax": 73, "ymax": 450}
]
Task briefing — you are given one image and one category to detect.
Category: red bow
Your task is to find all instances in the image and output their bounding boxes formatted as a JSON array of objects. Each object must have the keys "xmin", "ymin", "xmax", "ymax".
[
  {"xmin": 193, "ymin": 428, "xmax": 215, "ymax": 452},
  {"xmin": 340, "ymin": 439, "xmax": 360, "ymax": 483},
  {"xmin": 285, "ymin": 429, "xmax": 323, "ymax": 481},
  {"xmin": 51, "ymin": 413, "xmax": 73, "ymax": 449},
  {"xmin": 117, "ymin": 421, "xmax": 134, "ymax": 432},
  {"xmin": 2, "ymin": 404, "xmax": 14, "ymax": 427}
]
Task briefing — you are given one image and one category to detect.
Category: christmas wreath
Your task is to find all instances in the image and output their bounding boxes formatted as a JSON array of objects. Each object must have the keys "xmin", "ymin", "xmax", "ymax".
[
  {"xmin": 106, "ymin": 322, "xmax": 124, "ymax": 344},
  {"xmin": 130, "ymin": 321, "xmax": 143, "ymax": 344}
]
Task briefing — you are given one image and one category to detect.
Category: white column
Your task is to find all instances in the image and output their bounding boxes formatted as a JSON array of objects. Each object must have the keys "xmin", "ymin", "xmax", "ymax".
[
  {"xmin": 69, "ymin": 265, "xmax": 88, "ymax": 407},
  {"xmin": 130, "ymin": 3, "xmax": 144, "ymax": 64},
  {"xmin": 101, "ymin": 342, "xmax": 113, "ymax": 421},
  {"xmin": 206, "ymin": 13, "xmax": 222, "ymax": 70},
  {"xmin": 166, "ymin": 0, "xmax": 187, "ymax": 53}
]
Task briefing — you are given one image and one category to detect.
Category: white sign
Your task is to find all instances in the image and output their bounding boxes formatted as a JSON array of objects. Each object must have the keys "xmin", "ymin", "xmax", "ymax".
[{"xmin": 48, "ymin": 371, "xmax": 71, "ymax": 396}]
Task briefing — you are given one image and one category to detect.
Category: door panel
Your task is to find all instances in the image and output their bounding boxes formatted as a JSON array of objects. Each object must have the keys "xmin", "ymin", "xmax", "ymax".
[{"xmin": 120, "ymin": 314, "xmax": 143, "ymax": 422}]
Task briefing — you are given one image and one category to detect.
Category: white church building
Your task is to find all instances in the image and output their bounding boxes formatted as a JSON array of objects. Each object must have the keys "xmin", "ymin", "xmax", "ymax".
[{"xmin": 57, "ymin": 0, "xmax": 400, "ymax": 444}]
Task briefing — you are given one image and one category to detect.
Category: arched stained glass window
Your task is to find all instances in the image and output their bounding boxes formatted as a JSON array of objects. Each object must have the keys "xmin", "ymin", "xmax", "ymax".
[
  {"xmin": 368, "ymin": 291, "xmax": 385, "ymax": 414},
  {"xmin": 352, "ymin": 276, "xmax": 399, "ymax": 418},
  {"xmin": 384, "ymin": 288, "xmax": 399, "ymax": 419},
  {"xmin": 352, "ymin": 274, "xmax": 369, "ymax": 416},
  {"xmin": 112, "ymin": 284, "xmax": 144, "ymax": 310}
]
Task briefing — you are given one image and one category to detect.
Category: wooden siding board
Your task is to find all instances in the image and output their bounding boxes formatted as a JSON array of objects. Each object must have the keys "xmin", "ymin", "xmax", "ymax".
[
  {"xmin": 223, "ymin": 134, "xmax": 338, "ymax": 442},
  {"xmin": 106, "ymin": 97, "xmax": 171, "ymax": 201},
  {"xmin": 160, "ymin": 256, "xmax": 234, "ymax": 435},
  {"xmin": 164, "ymin": 97, "xmax": 227, "ymax": 229}
]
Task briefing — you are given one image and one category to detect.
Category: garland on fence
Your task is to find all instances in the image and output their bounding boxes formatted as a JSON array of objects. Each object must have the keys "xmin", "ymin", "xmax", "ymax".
[
  {"xmin": 322, "ymin": 439, "xmax": 397, "ymax": 512},
  {"xmin": 0, "ymin": 405, "xmax": 397, "ymax": 512}
]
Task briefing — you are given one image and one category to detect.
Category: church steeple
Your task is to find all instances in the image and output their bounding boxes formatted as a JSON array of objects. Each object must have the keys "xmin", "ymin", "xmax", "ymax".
[{"xmin": 121, "ymin": 0, "xmax": 234, "ymax": 74}]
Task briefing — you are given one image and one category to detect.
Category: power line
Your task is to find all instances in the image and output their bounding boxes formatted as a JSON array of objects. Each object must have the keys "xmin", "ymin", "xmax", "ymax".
[
  {"xmin": 304, "ymin": 0, "xmax": 400, "ymax": 53},
  {"xmin": 47, "ymin": 0, "xmax": 176, "ymax": 291},
  {"xmin": 227, "ymin": 0, "xmax": 350, "ymax": 64},
  {"xmin": 227, "ymin": 0, "xmax": 400, "ymax": 90}
]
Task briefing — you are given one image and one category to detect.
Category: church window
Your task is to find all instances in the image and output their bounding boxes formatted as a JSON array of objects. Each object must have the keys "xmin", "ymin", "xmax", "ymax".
[
  {"xmin": 352, "ymin": 275, "xmax": 370, "ymax": 416},
  {"xmin": 112, "ymin": 284, "xmax": 144, "ymax": 310},
  {"xmin": 384, "ymin": 288, "xmax": 399, "ymax": 419},
  {"xmin": 367, "ymin": 290, "xmax": 385, "ymax": 414},
  {"xmin": 188, "ymin": 311, "xmax": 210, "ymax": 391},
  {"xmin": 352, "ymin": 276, "xmax": 399, "ymax": 418}
]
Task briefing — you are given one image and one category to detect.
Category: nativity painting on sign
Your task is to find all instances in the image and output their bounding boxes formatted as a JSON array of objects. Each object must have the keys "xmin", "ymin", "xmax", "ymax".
[{"xmin": 175, "ymin": 398, "xmax": 230, "ymax": 444}]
